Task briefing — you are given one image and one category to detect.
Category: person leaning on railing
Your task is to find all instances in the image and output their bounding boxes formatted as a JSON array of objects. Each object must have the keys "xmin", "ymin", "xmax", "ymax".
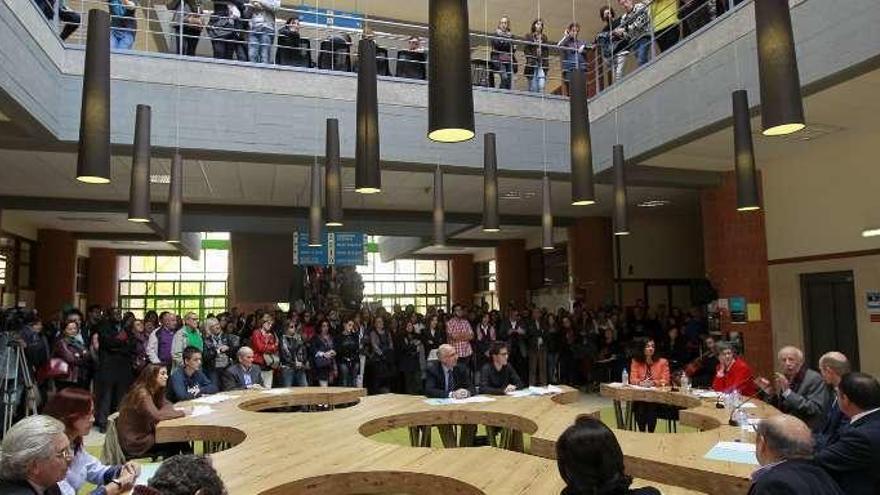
[
  {"xmin": 395, "ymin": 35, "xmax": 426, "ymax": 80},
  {"xmin": 275, "ymin": 15, "xmax": 313, "ymax": 67},
  {"xmin": 612, "ymin": 0, "xmax": 651, "ymax": 81},
  {"xmin": 167, "ymin": 0, "xmax": 203, "ymax": 56},
  {"xmin": 244, "ymin": 0, "xmax": 278, "ymax": 64},
  {"xmin": 522, "ymin": 18, "xmax": 550, "ymax": 93},
  {"xmin": 490, "ymin": 15, "xmax": 517, "ymax": 91},
  {"xmin": 108, "ymin": 0, "xmax": 137, "ymax": 50},
  {"xmin": 557, "ymin": 22, "xmax": 588, "ymax": 97},
  {"xmin": 34, "ymin": 0, "xmax": 80, "ymax": 41},
  {"xmin": 207, "ymin": 0, "xmax": 248, "ymax": 61},
  {"xmin": 593, "ymin": 6, "xmax": 622, "ymax": 90},
  {"xmin": 650, "ymin": 0, "xmax": 680, "ymax": 54}
]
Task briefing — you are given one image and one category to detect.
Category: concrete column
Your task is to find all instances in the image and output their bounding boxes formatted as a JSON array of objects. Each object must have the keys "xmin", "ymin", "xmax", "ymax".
[
  {"xmin": 87, "ymin": 248, "xmax": 118, "ymax": 308},
  {"xmin": 567, "ymin": 217, "xmax": 615, "ymax": 309},
  {"xmin": 496, "ymin": 239, "xmax": 528, "ymax": 309},
  {"xmin": 702, "ymin": 171, "xmax": 773, "ymax": 376},
  {"xmin": 35, "ymin": 229, "xmax": 77, "ymax": 318},
  {"xmin": 449, "ymin": 254, "xmax": 475, "ymax": 306}
]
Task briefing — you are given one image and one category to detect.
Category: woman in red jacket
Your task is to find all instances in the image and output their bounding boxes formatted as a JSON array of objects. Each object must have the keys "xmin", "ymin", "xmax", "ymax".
[
  {"xmin": 250, "ymin": 314, "xmax": 279, "ymax": 388},
  {"xmin": 712, "ymin": 341, "xmax": 757, "ymax": 396},
  {"xmin": 628, "ymin": 338, "xmax": 670, "ymax": 432}
]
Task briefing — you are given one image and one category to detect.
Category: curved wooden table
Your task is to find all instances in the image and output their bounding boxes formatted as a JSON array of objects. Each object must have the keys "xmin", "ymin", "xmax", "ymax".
[
  {"xmin": 156, "ymin": 386, "xmax": 703, "ymax": 494},
  {"xmin": 599, "ymin": 384, "xmax": 781, "ymax": 495}
]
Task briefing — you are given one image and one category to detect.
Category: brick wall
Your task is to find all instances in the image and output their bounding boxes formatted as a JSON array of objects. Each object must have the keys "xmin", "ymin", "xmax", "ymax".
[{"xmin": 701, "ymin": 171, "xmax": 774, "ymax": 376}]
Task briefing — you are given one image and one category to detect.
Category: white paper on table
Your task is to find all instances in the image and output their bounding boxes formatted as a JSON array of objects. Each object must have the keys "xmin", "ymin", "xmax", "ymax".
[
  {"xmin": 135, "ymin": 462, "xmax": 161, "ymax": 486},
  {"xmin": 739, "ymin": 402, "xmax": 758, "ymax": 409},
  {"xmin": 506, "ymin": 389, "xmax": 534, "ymax": 398},
  {"xmin": 606, "ymin": 382, "xmax": 625, "ymax": 388},
  {"xmin": 703, "ymin": 441, "xmax": 759, "ymax": 465},
  {"xmin": 190, "ymin": 405, "xmax": 213, "ymax": 417},
  {"xmin": 260, "ymin": 388, "xmax": 289, "ymax": 395},
  {"xmin": 695, "ymin": 390, "xmax": 722, "ymax": 399},
  {"xmin": 191, "ymin": 394, "xmax": 234, "ymax": 404},
  {"xmin": 628, "ymin": 384, "xmax": 653, "ymax": 390},
  {"xmin": 423, "ymin": 395, "xmax": 497, "ymax": 406},
  {"xmin": 747, "ymin": 418, "xmax": 762, "ymax": 425}
]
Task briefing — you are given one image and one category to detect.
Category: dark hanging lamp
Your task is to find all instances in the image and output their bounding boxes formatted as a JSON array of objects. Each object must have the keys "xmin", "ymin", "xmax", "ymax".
[
  {"xmin": 166, "ymin": 153, "xmax": 183, "ymax": 243},
  {"xmin": 433, "ymin": 166, "xmax": 445, "ymax": 247},
  {"xmin": 355, "ymin": 38, "xmax": 381, "ymax": 194},
  {"xmin": 612, "ymin": 145, "xmax": 629, "ymax": 236},
  {"xmin": 541, "ymin": 175, "xmax": 553, "ymax": 251},
  {"xmin": 309, "ymin": 160, "xmax": 323, "ymax": 247},
  {"xmin": 128, "ymin": 104, "xmax": 152, "ymax": 223},
  {"xmin": 732, "ymin": 90, "xmax": 761, "ymax": 212},
  {"xmin": 483, "ymin": 133, "xmax": 500, "ymax": 232},
  {"xmin": 569, "ymin": 69, "xmax": 595, "ymax": 205},
  {"xmin": 76, "ymin": 9, "xmax": 112, "ymax": 184},
  {"xmin": 427, "ymin": 0, "xmax": 475, "ymax": 143},
  {"xmin": 324, "ymin": 118, "xmax": 343, "ymax": 226},
  {"xmin": 755, "ymin": 0, "xmax": 805, "ymax": 136}
]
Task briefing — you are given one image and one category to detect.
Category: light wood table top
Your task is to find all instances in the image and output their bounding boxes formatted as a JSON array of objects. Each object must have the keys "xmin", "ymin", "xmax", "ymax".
[
  {"xmin": 156, "ymin": 386, "xmax": 704, "ymax": 494},
  {"xmin": 600, "ymin": 384, "xmax": 781, "ymax": 495}
]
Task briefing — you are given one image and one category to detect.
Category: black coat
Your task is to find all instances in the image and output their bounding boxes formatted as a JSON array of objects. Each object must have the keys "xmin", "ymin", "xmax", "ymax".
[
  {"xmin": 424, "ymin": 361, "xmax": 474, "ymax": 398},
  {"xmin": 747, "ymin": 459, "xmax": 844, "ymax": 495},
  {"xmin": 220, "ymin": 363, "xmax": 264, "ymax": 391},
  {"xmin": 813, "ymin": 399, "xmax": 849, "ymax": 450},
  {"xmin": 815, "ymin": 410, "xmax": 880, "ymax": 495},
  {"xmin": 0, "ymin": 479, "xmax": 61, "ymax": 495},
  {"xmin": 275, "ymin": 29, "xmax": 313, "ymax": 67}
]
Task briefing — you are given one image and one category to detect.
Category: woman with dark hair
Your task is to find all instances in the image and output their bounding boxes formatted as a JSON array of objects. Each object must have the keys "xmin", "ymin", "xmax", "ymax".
[
  {"xmin": 594, "ymin": 6, "xmax": 621, "ymax": 89},
  {"xmin": 116, "ymin": 364, "xmax": 188, "ymax": 459},
  {"xmin": 311, "ymin": 320, "xmax": 336, "ymax": 387},
  {"xmin": 628, "ymin": 338, "xmax": 670, "ymax": 432},
  {"xmin": 335, "ymin": 318, "xmax": 360, "ymax": 387},
  {"xmin": 250, "ymin": 314, "xmax": 279, "ymax": 388},
  {"xmin": 44, "ymin": 388, "xmax": 141, "ymax": 495},
  {"xmin": 395, "ymin": 319, "xmax": 423, "ymax": 394},
  {"xmin": 53, "ymin": 320, "xmax": 91, "ymax": 390},
  {"xmin": 367, "ymin": 316, "xmax": 396, "ymax": 394},
  {"xmin": 523, "ymin": 18, "xmax": 550, "ymax": 92},
  {"xmin": 422, "ymin": 314, "xmax": 446, "ymax": 360},
  {"xmin": 490, "ymin": 15, "xmax": 517, "ymax": 90},
  {"xmin": 556, "ymin": 416, "xmax": 660, "ymax": 495}
]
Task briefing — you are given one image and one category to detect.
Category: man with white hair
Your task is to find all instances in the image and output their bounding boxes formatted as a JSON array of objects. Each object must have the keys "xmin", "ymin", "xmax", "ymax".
[
  {"xmin": 424, "ymin": 344, "xmax": 474, "ymax": 399},
  {"xmin": 814, "ymin": 351, "xmax": 851, "ymax": 448},
  {"xmin": 755, "ymin": 346, "xmax": 830, "ymax": 430},
  {"xmin": 0, "ymin": 415, "xmax": 69, "ymax": 494},
  {"xmin": 220, "ymin": 346, "xmax": 264, "ymax": 391},
  {"xmin": 749, "ymin": 414, "xmax": 843, "ymax": 494}
]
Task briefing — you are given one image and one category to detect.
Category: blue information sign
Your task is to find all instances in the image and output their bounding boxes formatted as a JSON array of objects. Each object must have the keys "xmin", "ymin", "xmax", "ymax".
[
  {"xmin": 293, "ymin": 232, "xmax": 366, "ymax": 266},
  {"xmin": 296, "ymin": 6, "xmax": 363, "ymax": 30}
]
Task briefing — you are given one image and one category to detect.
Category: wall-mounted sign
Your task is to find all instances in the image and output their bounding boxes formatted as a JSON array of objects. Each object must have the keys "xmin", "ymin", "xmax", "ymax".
[
  {"xmin": 867, "ymin": 291, "xmax": 880, "ymax": 323},
  {"xmin": 293, "ymin": 232, "xmax": 367, "ymax": 266},
  {"xmin": 729, "ymin": 296, "xmax": 747, "ymax": 324}
]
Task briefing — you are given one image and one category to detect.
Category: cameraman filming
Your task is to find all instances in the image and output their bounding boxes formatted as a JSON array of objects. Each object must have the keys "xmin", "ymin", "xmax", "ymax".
[{"xmin": 1, "ymin": 307, "xmax": 45, "ymax": 435}]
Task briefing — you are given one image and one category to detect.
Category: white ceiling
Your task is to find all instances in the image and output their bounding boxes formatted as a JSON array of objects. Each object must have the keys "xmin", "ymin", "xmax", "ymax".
[
  {"xmin": 1, "ymin": 210, "xmax": 154, "ymax": 234},
  {"xmin": 642, "ymin": 68, "xmax": 880, "ymax": 171},
  {"xmin": 79, "ymin": 240, "xmax": 175, "ymax": 251}
]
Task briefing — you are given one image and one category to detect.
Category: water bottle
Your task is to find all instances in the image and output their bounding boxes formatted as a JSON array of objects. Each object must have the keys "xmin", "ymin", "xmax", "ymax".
[
  {"xmin": 680, "ymin": 374, "xmax": 691, "ymax": 394},
  {"xmin": 621, "ymin": 369, "xmax": 629, "ymax": 386},
  {"xmin": 724, "ymin": 393, "xmax": 734, "ymax": 410},
  {"xmin": 732, "ymin": 389, "xmax": 742, "ymax": 408},
  {"xmin": 733, "ymin": 409, "xmax": 750, "ymax": 442}
]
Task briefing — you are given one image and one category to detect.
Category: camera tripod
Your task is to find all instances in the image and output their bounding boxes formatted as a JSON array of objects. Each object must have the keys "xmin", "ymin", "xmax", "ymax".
[{"xmin": 1, "ymin": 335, "xmax": 38, "ymax": 437}]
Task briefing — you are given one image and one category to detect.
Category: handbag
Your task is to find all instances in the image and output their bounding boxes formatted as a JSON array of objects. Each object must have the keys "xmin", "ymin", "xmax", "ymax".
[{"xmin": 37, "ymin": 358, "xmax": 70, "ymax": 383}]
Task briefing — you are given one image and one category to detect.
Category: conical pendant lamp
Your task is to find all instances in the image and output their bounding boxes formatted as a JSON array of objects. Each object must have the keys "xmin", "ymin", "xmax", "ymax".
[
  {"xmin": 433, "ymin": 166, "xmax": 445, "ymax": 247},
  {"xmin": 542, "ymin": 176, "xmax": 553, "ymax": 250},
  {"xmin": 166, "ymin": 153, "xmax": 183, "ymax": 243},
  {"xmin": 325, "ymin": 118, "xmax": 343, "ymax": 226},
  {"xmin": 755, "ymin": 0, "xmax": 805, "ymax": 136},
  {"xmin": 309, "ymin": 160, "xmax": 323, "ymax": 247},
  {"xmin": 427, "ymin": 0, "xmax": 475, "ymax": 143},
  {"xmin": 128, "ymin": 104, "xmax": 152, "ymax": 222},
  {"xmin": 569, "ymin": 69, "xmax": 595, "ymax": 205},
  {"xmin": 732, "ymin": 90, "xmax": 761, "ymax": 211},
  {"xmin": 612, "ymin": 145, "xmax": 629, "ymax": 236},
  {"xmin": 355, "ymin": 39, "xmax": 381, "ymax": 194},
  {"xmin": 483, "ymin": 133, "xmax": 500, "ymax": 232},
  {"xmin": 76, "ymin": 9, "xmax": 112, "ymax": 184}
]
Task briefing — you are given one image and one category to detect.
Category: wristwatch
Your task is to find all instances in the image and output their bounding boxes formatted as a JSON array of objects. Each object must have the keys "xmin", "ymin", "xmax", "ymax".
[{"xmin": 110, "ymin": 478, "xmax": 123, "ymax": 487}]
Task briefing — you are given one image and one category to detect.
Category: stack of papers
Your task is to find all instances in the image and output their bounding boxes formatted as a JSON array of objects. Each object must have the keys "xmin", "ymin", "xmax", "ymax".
[
  {"xmin": 191, "ymin": 394, "xmax": 234, "ymax": 404},
  {"xmin": 703, "ymin": 441, "xmax": 758, "ymax": 465},
  {"xmin": 190, "ymin": 405, "xmax": 214, "ymax": 417},
  {"xmin": 424, "ymin": 395, "xmax": 497, "ymax": 406},
  {"xmin": 260, "ymin": 388, "xmax": 290, "ymax": 395},
  {"xmin": 695, "ymin": 390, "xmax": 723, "ymax": 399}
]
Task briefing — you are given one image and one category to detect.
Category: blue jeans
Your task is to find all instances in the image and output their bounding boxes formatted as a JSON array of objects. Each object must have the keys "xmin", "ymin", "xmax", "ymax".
[
  {"xmin": 338, "ymin": 361, "xmax": 358, "ymax": 388},
  {"xmin": 281, "ymin": 367, "xmax": 308, "ymax": 387},
  {"xmin": 110, "ymin": 28, "xmax": 134, "ymax": 50},
  {"xmin": 248, "ymin": 27, "xmax": 273, "ymax": 64},
  {"xmin": 633, "ymin": 37, "xmax": 652, "ymax": 67},
  {"xmin": 528, "ymin": 66, "xmax": 546, "ymax": 93}
]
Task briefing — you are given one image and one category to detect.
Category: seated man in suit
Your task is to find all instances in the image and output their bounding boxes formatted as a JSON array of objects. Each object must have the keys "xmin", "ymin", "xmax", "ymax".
[
  {"xmin": 814, "ymin": 352, "xmax": 851, "ymax": 449},
  {"xmin": 221, "ymin": 346, "xmax": 265, "ymax": 391},
  {"xmin": 754, "ymin": 346, "xmax": 831, "ymax": 430},
  {"xmin": 425, "ymin": 344, "xmax": 474, "ymax": 399},
  {"xmin": 749, "ymin": 414, "xmax": 843, "ymax": 495},
  {"xmin": 815, "ymin": 372, "xmax": 880, "ymax": 495}
]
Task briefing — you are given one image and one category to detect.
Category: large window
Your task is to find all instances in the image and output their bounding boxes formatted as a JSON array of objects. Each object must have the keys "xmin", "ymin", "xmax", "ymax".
[
  {"xmin": 356, "ymin": 249, "xmax": 449, "ymax": 314},
  {"xmin": 474, "ymin": 260, "xmax": 498, "ymax": 310},
  {"xmin": 117, "ymin": 233, "xmax": 229, "ymax": 318}
]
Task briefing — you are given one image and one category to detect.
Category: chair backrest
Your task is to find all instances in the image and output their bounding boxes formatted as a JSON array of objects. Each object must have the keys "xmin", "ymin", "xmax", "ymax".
[{"xmin": 101, "ymin": 412, "xmax": 127, "ymax": 465}]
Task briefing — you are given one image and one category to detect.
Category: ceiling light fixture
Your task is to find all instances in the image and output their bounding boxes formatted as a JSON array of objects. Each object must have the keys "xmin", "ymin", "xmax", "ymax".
[
  {"xmin": 613, "ymin": 145, "xmax": 629, "ymax": 236},
  {"xmin": 433, "ymin": 166, "xmax": 445, "ymax": 247},
  {"xmin": 166, "ymin": 153, "xmax": 183, "ymax": 244},
  {"xmin": 309, "ymin": 159, "xmax": 323, "ymax": 247},
  {"xmin": 427, "ymin": 0, "xmax": 475, "ymax": 143},
  {"xmin": 569, "ymin": 69, "xmax": 595, "ymax": 206},
  {"xmin": 755, "ymin": 0, "xmax": 805, "ymax": 136},
  {"xmin": 324, "ymin": 118, "xmax": 343, "ymax": 227},
  {"xmin": 482, "ymin": 133, "xmax": 500, "ymax": 233},
  {"xmin": 733, "ymin": 90, "xmax": 762, "ymax": 212},
  {"xmin": 76, "ymin": 9, "xmax": 112, "ymax": 184},
  {"xmin": 128, "ymin": 104, "xmax": 152, "ymax": 223},
  {"xmin": 355, "ymin": 38, "xmax": 381, "ymax": 194},
  {"xmin": 862, "ymin": 228, "xmax": 880, "ymax": 238}
]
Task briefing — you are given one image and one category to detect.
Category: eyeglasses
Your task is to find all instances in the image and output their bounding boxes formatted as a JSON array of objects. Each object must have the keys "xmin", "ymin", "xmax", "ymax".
[{"xmin": 56, "ymin": 446, "xmax": 73, "ymax": 462}]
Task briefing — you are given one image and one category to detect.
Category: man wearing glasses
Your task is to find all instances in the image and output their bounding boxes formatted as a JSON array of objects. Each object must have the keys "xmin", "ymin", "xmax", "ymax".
[
  {"xmin": 171, "ymin": 313, "xmax": 204, "ymax": 371},
  {"xmin": 479, "ymin": 342, "xmax": 525, "ymax": 395},
  {"xmin": 0, "ymin": 415, "xmax": 70, "ymax": 494}
]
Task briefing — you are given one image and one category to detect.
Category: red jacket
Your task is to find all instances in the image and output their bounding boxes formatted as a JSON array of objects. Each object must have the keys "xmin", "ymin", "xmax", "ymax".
[
  {"xmin": 712, "ymin": 358, "xmax": 757, "ymax": 396},
  {"xmin": 250, "ymin": 329, "xmax": 278, "ymax": 366}
]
